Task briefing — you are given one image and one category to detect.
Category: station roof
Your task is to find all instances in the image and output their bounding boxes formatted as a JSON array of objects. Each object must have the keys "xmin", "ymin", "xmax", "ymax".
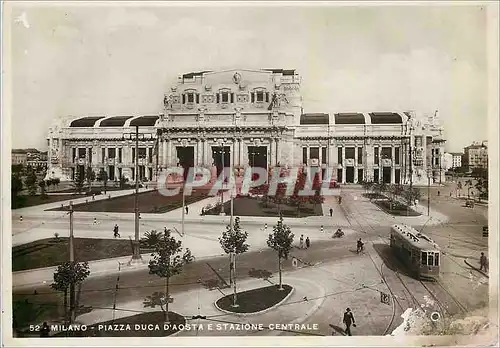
[
  {"xmin": 182, "ymin": 71, "xmax": 212, "ymax": 79},
  {"xmin": 129, "ymin": 116, "xmax": 159, "ymax": 127},
  {"xmin": 391, "ymin": 224, "xmax": 439, "ymax": 250},
  {"xmin": 300, "ymin": 113, "xmax": 329, "ymax": 125},
  {"xmin": 369, "ymin": 112, "xmax": 403, "ymax": 124},
  {"xmin": 99, "ymin": 116, "xmax": 133, "ymax": 127},
  {"xmin": 69, "ymin": 116, "xmax": 105, "ymax": 127},
  {"xmin": 334, "ymin": 113, "xmax": 365, "ymax": 125},
  {"xmin": 262, "ymin": 69, "xmax": 296, "ymax": 76}
]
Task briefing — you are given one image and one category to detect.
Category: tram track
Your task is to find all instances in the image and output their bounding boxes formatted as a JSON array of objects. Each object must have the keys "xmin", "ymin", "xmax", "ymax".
[{"xmin": 340, "ymin": 191, "xmax": 469, "ymax": 327}]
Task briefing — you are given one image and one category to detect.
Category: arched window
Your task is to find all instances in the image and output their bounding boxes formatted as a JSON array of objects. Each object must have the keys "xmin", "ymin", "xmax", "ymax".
[
  {"xmin": 251, "ymin": 88, "xmax": 269, "ymax": 103},
  {"xmin": 183, "ymin": 89, "xmax": 199, "ymax": 104},
  {"xmin": 217, "ymin": 89, "xmax": 234, "ymax": 104}
]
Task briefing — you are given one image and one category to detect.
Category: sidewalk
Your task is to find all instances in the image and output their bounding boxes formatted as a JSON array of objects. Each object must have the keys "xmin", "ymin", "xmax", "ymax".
[
  {"xmin": 339, "ymin": 188, "xmax": 449, "ymax": 226},
  {"xmin": 12, "ymin": 188, "xmax": 156, "ymax": 217},
  {"xmin": 12, "ymin": 220, "xmax": 351, "ymax": 289}
]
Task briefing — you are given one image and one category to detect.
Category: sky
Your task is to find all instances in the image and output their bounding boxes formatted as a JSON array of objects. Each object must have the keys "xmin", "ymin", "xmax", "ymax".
[{"xmin": 8, "ymin": 3, "xmax": 490, "ymax": 152}]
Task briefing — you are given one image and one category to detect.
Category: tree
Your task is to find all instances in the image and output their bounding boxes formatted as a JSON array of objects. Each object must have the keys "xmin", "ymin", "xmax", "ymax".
[
  {"xmin": 12, "ymin": 164, "xmax": 24, "ymax": 174},
  {"xmin": 141, "ymin": 229, "xmax": 163, "ymax": 249},
  {"xmin": 266, "ymin": 216, "xmax": 294, "ymax": 290},
  {"xmin": 457, "ymin": 181, "xmax": 463, "ymax": 197},
  {"xmin": 288, "ymin": 170, "xmax": 309, "ymax": 217},
  {"xmin": 72, "ymin": 168, "xmax": 85, "ymax": 194},
  {"xmin": 147, "ymin": 229, "xmax": 194, "ymax": 322},
  {"xmin": 51, "ymin": 261, "xmax": 90, "ymax": 324},
  {"xmin": 97, "ymin": 169, "xmax": 109, "ymax": 194},
  {"xmin": 218, "ymin": 216, "xmax": 249, "ymax": 307},
  {"xmin": 85, "ymin": 166, "xmax": 95, "ymax": 193},
  {"xmin": 119, "ymin": 175, "xmax": 127, "ymax": 189},
  {"xmin": 38, "ymin": 180, "xmax": 48, "ymax": 199},
  {"xmin": 53, "ymin": 177, "xmax": 61, "ymax": 189},
  {"xmin": 475, "ymin": 177, "xmax": 488, "ymax": 201},
  {"xmin": 403, "ymin": 186, "xmax": 421, "ymax": 207},
  {"xmin": 465, "ymin": 179, "xmax": 474, "ymax": 199},
  {"xmin": 12, "ymin": 173, "xmax": 23, "ymax": 199},
  {"xmin": 25, "ymin": 167, "xmax": 37, "ymax": 196}
]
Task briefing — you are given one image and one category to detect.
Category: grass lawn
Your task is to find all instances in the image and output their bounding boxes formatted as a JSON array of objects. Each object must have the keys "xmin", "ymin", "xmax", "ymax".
[
  {"xmin": 373, "ymin": 199, "xmax": 421, "ymax": 216},
  {"xmin": 12, "ymin": 194, "xmax": 86, "ymax": 210},
  {"xmin": 216, "ymin": 284, "xmax": 293, "ymax": 314},
  {"xmin": 362, "ymin": 192, "xmax": 387, "ymax": 200},
  {"xmin": 204, "ymin": 196, "xmax": 322, "ymax": 218},
  {"xmin": 47, "ymin": 185, "xmax": 134, "ymax": 194},
  {"xmin": 48, "ymin": 189, "xmax": 212, "ymax": 214},
  {"xmin": 12, "ymin": 237, "xmax": 154, "ymax": 272}
]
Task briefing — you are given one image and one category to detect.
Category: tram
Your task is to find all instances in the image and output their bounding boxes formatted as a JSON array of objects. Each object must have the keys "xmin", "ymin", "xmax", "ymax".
[{"xmin": 390, "ymin": 224, "xmax": 440, "ymax": 280}]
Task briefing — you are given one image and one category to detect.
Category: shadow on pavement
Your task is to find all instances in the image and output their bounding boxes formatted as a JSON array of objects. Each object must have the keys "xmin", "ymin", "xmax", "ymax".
[
  {"xmin": 329, "ymin": 324, "xmax": 346, "ymax": 336},
  {"xmin": 372, "ymin": 243, "xmax": 413, "ymax": 278}
]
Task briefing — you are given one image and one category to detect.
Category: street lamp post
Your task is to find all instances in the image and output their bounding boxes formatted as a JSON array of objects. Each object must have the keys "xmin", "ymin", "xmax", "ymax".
[{"xmin": 130, "ymin": 126, "xmax": 142, "ymax": 263}]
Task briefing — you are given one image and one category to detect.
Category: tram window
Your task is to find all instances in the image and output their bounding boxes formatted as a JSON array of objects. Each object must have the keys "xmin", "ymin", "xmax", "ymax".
[
  {"xmin": 428, "ymin": 253, "xmax": 434, "ymax": 266},
  {"xmin": 421, "ymin": 252, "xmax": 427, "ymax": 265},
  {"xmin": 434, "ymin": 253, "xmax": 439, "ymax": 266}
]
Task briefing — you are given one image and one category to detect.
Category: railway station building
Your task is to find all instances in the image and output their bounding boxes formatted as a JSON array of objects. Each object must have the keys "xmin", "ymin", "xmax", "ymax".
[{"xmin": 45, "ymin": 69, "xmax": 447, "ymax": 186}]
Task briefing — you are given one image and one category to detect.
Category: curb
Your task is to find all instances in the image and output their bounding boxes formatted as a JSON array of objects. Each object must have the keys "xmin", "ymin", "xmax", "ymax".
[
  {"xmin": 464, "ymin": 259, "xmax": 489, "ymax": 278},
  {"xmin": 286, "ymin": 277, "xmax": 326, "ymax": 325},
  {"xmin": 213, "ymin": 285, "xmax": 295, "ymax": 317}
]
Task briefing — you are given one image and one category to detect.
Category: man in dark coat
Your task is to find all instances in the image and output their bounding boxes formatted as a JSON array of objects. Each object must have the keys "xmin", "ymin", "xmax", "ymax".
[
  {"xmin": 329, "ymin": 208, "xmax": 333, "ymax": 217},
  {"xmin": 343, "ymin": 308, "xmax": 356, "ymax": 336}
]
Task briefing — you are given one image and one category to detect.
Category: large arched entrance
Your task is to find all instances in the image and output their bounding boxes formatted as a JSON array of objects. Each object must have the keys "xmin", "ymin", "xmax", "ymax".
[
  {"xmin": 212, "ymin": 146, "xmax": 231, "ymax": 179},
  {"xmin": 248, "ymin": 146, "xmax": 267, "ymax": 170},
  {"xmin": 176, "ymin": 146, "xmax": 195, "ymax": 180}
]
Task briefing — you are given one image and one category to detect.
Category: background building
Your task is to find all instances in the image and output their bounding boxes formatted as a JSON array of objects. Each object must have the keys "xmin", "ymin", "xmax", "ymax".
[
  {"xmin": 11, "ymin": 150, "xmax": 28, "ymax": 166},
  {"xmin": 45, "ymin": 69, "xmax": 447, "ymax": 185},
  {"xmin": 449, "ymin": 152, "xmax": 463, "ymax": 169},
  {"xmin": 462, "ymin": 141, "xmax": 488, "ymax": 172}
]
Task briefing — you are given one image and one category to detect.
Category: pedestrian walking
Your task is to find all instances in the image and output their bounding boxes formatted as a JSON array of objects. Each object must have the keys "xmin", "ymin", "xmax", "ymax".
[
  {"xmin": 438, "ymin": 190, "xmax": 441, "ymax": 196},
  {"xmin": 263, "ymin": 223, "xmax": 268, "ymax": 232},
  {"xmin": 299, "ymin": 234, "xmax": 304, "ymax": 249},
  {"xmin": 320, "ymin": 225, "xmax": 324, "ymax": 233},
  {"xmin": 113, "ymin": 224, "xmax": 120, "ymax": 238},
  {"xmin": 338, "ymin": 196, "xmax": 342, "ymax": 204},
  {"xmin": 329, "ymin": 208, "xmax": 333, "ymax": 217},
  {"xmin": 343, "ymin": 308, "xmax": 356, "ymax": 336},
  {"xmin": 356, "ymin": 238, "xmax": 364, "ymax": 253},
  {"xmin": 305, "ymin": 236, "xmax": 310, "ymax": 249},
  {"xmin": 92, "ymin": 193, "xmax": 95, "ymax": 201},
  {"xmin": 93, "ymin": 217, "xmax": 97, "ymax": 224},
  {"xmin": 479, "ymin": 252, "xmax": 489, "ymax": 272},
  {"xmin": 185, "ymin": 205, "xmax": 189, "ymax": 215},
  {"xmin": 40, "ymin": 322, "xmax": 50, "ymax": 338}
]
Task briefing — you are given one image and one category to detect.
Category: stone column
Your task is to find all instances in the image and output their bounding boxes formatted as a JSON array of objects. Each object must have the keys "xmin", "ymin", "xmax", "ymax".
[
  {"xmin": 319, "ymin": 145, "xmax": 323, "ymax": 166},
  {"xmin": 167, "ymin": 139, "xmax": 172, "ymax": 166},
  {"xmin": 238, "ymin": 139, "xmax": 243, "ymax": 166},
  {"xmin": 194, "ymin": 140, "xmax": 198, "ymax": 166},
  {"xmin": 231, "ymin": 139, "xmax": 235, "ymax": 169},
  {"xmin": 341, "ymin": 147, "xmax": 346, "ymax": 184},
  {"xmin": 162, "ymin": 139, "xmax": 167, "ymax": 167},
  {"xmin": 269, "ymin": 138, "xmax": 274, "ymax": 167},
  {"xmin": 354, "ymin": 146, "xmax": 358, "ymax": 183},
  {"xmin": 276, "ymin": 138, "xmax": 281, "ymax": 165},
  {"xmin": 391, "ymin": 146, "xmax": 395, "ymax": 184},
  {"xmin": 332, "ymin": 142, "xmax": 337, "ymax": 165}
]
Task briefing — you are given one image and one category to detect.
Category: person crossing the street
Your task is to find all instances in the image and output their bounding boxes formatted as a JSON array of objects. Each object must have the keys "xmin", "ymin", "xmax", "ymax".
[
  {"xmin": 479, "ymin": 252, "xmax": 489, "ymax": 272},
  {"xmin": 113, "ymin": 224, "xmax": 120, "ymax": 238},
  {"xmin": 343, "ymin": 308, "xmax": 356, "ymax": 336}
]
